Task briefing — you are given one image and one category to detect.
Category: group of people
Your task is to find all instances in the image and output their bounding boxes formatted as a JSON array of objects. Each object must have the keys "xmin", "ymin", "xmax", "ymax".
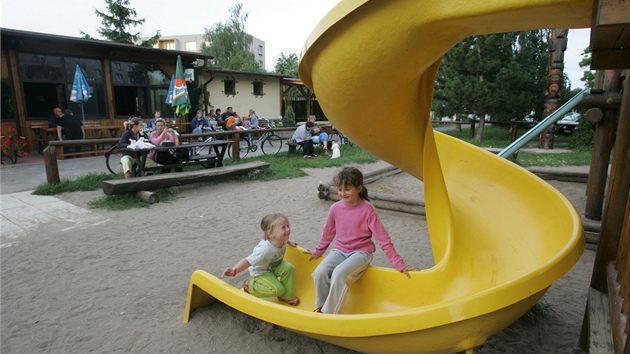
[
  {"xmin": 290, "ymin": 115, "xmax": 331, "ymax": 158},
  {"xmin": 222, "ymin": 166, "xmax": 418, "ymax": 314},
  {"xmin": 118, "ymin": 116, "xmax": 183, "ymax": 179},
  {"xmin": 190, "ymin": 107, "xmax": 262, "ymax": 135}
]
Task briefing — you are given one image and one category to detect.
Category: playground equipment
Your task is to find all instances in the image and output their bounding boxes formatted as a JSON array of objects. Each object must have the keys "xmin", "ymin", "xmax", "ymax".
[{"xmin": 184, "ymin": 0, "xmax": 592, "ymax": 352}]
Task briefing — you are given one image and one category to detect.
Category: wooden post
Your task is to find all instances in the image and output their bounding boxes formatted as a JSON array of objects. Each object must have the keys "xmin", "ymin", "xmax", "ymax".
[
  {"xmin": 136, "ymin": 191, "xmax": 159, "ymax": 204},
  {"xmin": 539, "ymin": 29, "xmax": 567, "ymax": 149},
  {"xmin": 585, "ymin": 70, "xmax": 623, "ymax": 220},
  {"xmin": 589, "ymin": 70, "xmax": 630, "ymax": 292},
  {"xmin": 43, "ymin": 145, "xmax": 60, "ymax": 184}
]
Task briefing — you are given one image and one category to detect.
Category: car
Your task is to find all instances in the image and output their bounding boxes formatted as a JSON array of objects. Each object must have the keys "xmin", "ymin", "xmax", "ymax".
[{"xmin": 556, "ymin": 112, "xmax": 580, "ymax": 135}]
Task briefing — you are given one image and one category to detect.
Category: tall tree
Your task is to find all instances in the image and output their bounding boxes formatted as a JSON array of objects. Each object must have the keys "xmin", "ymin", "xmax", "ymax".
[
  {"xmin": 81, "ymin": 0, "xmax": 160, "ymax": 47},
  {"xmin": 274, "ymin": 52, "xmax": 299, "ymax": 78},
  {"xmin": 432, "ymin": 30, "xmax": 550, "ymax": 139},
  {"xmin": 200, "ymin": 3, "xmax": 262, "ymax": 72}
]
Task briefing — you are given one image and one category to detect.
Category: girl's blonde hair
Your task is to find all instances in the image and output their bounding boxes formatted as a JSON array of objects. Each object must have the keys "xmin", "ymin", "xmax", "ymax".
[
  {"xmin": 332, "ymin": 167, "xmax": 370, "ymax": 201},
  {"xmin": 260, "ymin": 213, "xmax": 288, "ymax": 240}
]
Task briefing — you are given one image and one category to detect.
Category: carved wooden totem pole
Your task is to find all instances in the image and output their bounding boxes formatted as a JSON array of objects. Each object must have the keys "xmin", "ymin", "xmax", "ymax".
[{"xmin": 539, "ymin": 29, "xmax": 568, "ymax": 149}]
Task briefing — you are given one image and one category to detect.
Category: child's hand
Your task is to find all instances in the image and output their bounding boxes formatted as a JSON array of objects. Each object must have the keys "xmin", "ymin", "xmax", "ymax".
[
  {"xmin": 221, "ymin": 267, "xmax": 237, "ymax": 278},
  {"xmin": 401, "ymin": 266, "xmax": 420, "ymax": 278},
  {"xmin": 287, "ymin": 240, "xmax": 298, "ymax": 247}
]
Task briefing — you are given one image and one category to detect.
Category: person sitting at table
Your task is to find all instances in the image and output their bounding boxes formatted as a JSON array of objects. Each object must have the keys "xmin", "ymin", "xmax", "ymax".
[
  {"xmin": 308, "ymin": 115, "xmax": 330, "ymax": 156},
  {"xmin": 191, "ymin": 110, "xmax": 214, "ymax": 141},
  {"xmin": 149, "ymin": 118, "xmax": 184, "ymax": 174},
  {"xmin": 248, "ymin": 109, "xmax": 260, "ymax": 129},
  {"xmin": 148, "ymin": 110, "xmax": 161, "ymax": 132},
  {"xmin": 291, "ymin": 121, "xmax": 316, "ymax": 159},
  {"xmin": 57, "ymin": 109, "xmax": 85, "ymax": 155},
  {"xmin": 118, "ymin": 117, "xmax": 158, "ymax": 179}
]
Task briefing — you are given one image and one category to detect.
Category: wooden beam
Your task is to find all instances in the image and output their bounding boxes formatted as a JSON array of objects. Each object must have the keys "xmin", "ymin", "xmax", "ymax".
[
  {"xmin": 102, "ymin": 161, "xmax": 270, "ymax": 195},
  {"xmin": 594, "ymin": 0, "xmax": 630, "ymax": 27}
]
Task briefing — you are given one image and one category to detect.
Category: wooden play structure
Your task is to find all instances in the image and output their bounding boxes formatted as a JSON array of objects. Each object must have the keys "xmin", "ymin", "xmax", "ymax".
[{"xmin": 183, "ymin": 0, "xmax": 628, "ymax": 353}]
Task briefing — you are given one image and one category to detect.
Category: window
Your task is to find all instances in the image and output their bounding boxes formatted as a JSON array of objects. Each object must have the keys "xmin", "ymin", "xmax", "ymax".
[
  {"xmin": 223, "ymin": 77, "xmax": 236, "ymax": 96},
  {"xmin": 258, "ymin": 45, "xmax": 263, "ymax": 55},
  {"xmin": 111, "ymin": 61, "xmax": 171, "ymax": 117},
  {"xmin": 1, "ymin": 80, "xmax": 16, "ymax": 120},
  {"xmin": 185, "ymin": 42, "xmax": 197, "ymax": 51},
  {"xmin": 17, "ymin": 53, "xmax": 106, "ymax": 119},
  {"xmin": 252, "ymin": 79, "xmax": 264, "ymax": 97},
  {"xmin": 165, "ymin": 42, "xmax": 176, "ymax": 50}
]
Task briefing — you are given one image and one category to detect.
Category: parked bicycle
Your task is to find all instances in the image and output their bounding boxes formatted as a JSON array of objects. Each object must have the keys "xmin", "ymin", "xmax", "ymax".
[
  {"xmin": 328, "ymin": 128, "xmax": 354, "ymax": 147},
  {"xmin": 226, "ymin": 128, "xmax": 283, "ymax": 158},
  {"xmin": 1, "ymin": 126, "xmax": 29, "ymax": 164}
]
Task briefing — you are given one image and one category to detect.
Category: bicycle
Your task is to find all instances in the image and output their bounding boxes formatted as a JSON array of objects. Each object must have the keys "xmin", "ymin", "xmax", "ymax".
[
  {"xmin": 328, "ymin": 128, "xmax": 354, "ymax": 147},
  {"xmin": 105, "ymin": 144, "xmax": 123, "ymax": 174},
  {"xmin": 226, "ymin": 128, "xmax": 283, "ymax": 158},
  {"xmin": 1, "ymin": 128, "xmax": 28, "ymax": 164}
]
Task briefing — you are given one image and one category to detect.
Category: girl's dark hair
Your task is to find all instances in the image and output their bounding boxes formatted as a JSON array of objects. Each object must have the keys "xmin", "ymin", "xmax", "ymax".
[{"xmin": 333, "ymin": 167, "xmax": 369, "ymax": 201}]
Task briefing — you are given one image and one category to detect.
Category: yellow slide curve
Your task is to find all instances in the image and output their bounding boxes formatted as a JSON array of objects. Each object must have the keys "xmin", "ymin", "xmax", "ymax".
[{"xmin": 184, "ymin": 1, "xmax": 590, "ymax": 352}]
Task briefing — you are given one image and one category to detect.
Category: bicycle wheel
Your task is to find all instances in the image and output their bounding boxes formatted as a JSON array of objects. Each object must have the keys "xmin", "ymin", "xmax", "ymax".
[
  {"xmin": 329, "ymin": 132, "xmax": 343, "ymax": 145},
  {"xmin": 261, "ymin": 134, "xmax": 283, "ymax": 155},
  {"xmin": 9, "ymin": 150, "xmax": 17, "ymax": 164},
  {"xmin": 105, "ymin": 145, "xmax": 122, "ymax": 174},
  {"xmin": 227, "ymin": 137, "xmax": 251, "ymax": 158}
]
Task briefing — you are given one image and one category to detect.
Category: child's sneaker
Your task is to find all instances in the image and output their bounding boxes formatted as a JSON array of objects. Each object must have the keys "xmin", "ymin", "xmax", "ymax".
[
  {"xmin": 314, "ymin": 307, "xmax": 322, "ymax": 313},
  {"xmin": 278, "ymin": 296, "xmax": 300, "ymax": 306}
]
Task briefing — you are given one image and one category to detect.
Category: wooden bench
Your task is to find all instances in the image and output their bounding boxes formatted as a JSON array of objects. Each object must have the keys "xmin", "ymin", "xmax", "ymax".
[
  {"xmin": 30, "ymin": 122, "xmax": 52, "ymax": 154},
  {"xmin": 102, "ymin": 161, "xmax": 270, "ymax": 195}
]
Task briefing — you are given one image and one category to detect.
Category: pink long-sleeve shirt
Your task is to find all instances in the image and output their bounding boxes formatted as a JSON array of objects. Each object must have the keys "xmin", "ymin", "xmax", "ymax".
[
  {"xmin": 312, "ymin": 199, "xmax": 407, "ymax": 271},
  {"xmin": 148, "ymin": 130, "xmax": 175, "ymax": 160}
]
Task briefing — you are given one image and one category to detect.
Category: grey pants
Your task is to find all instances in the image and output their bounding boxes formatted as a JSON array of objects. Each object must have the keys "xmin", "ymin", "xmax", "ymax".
[{"xmin": 312, "ymin": 249, "xmax": 372, "ymax": 314}]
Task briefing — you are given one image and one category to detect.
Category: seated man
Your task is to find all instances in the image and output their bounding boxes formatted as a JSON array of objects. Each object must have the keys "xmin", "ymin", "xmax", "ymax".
[
  {"xmin": 291, "ymin": 121, "xmax": 315, "ymax": 158},
  {"xmin": 191, "ymin": 110, "xmax": 214, "ymax": 135}
]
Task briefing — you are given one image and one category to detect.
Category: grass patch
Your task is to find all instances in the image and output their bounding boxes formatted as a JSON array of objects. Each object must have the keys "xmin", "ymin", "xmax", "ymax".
[
  {"xmin": 223, "ymin": 144, "xmax": 378, "ymax": 181},
  {"xmin": 88, "ymin": 187, "xmax": 178, "ymax": 210},
  {"xmin": 33, "ymin": 173, "xmax": 117, "ymax": 195},
  {"xmin": 440, "ymin": 125, "xmax": 592, "ymax": 166}
]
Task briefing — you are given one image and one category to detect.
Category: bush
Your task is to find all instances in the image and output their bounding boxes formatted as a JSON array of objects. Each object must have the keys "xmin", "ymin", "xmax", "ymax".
[
  {"xmin": 283, "ymin": 106, "xmax": 296, "ymax": 127},
  {"xmin": 568, "ymin": 117, "xmax": 596, "ymax": 149}
]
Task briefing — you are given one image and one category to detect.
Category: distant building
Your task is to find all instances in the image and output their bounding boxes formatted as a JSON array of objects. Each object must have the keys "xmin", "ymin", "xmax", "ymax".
[{"xmin": 144, "ymin": 34, "xmax": 266, "ymax": 69}]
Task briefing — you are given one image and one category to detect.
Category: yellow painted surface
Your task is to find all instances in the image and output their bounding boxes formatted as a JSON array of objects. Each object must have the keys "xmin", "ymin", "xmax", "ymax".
[{"xmin": 184, "ymin": 1, "xmax": 590, "ymax": 352}]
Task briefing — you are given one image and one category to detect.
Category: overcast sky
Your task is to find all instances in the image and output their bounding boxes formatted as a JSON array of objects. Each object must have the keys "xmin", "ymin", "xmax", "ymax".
[{"xmin": 2, "ymin": 0, "xmax": 591, "ymax": 86}]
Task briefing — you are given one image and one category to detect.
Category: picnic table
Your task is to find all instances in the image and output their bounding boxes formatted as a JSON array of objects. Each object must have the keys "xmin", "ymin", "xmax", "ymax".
[{"xmin": 123, "ymin": 140, "xmax": 230, "ymax": 177}]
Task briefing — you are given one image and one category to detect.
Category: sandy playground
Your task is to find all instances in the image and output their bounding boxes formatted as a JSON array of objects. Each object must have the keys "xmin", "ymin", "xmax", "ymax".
[{"xmin": 1, "ymin": 160, "xmax": 594, "ymax": 353}]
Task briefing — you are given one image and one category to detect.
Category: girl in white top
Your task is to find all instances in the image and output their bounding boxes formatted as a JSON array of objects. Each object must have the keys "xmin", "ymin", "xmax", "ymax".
[{"xmin": 222, "ymin": 214, "xmax": 300, "ymax": 306}]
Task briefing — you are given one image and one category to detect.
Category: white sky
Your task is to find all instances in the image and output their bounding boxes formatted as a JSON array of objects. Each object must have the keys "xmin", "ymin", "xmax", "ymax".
[{"xmin": 1, "ymin": 0, "xmax": 591, "ymax": 87}]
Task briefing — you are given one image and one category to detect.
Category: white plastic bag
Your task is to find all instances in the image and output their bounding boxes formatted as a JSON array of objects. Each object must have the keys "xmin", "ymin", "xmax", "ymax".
[{"xmin": 128, "ymin": 137, "xmax": 155, "ymax": 149}]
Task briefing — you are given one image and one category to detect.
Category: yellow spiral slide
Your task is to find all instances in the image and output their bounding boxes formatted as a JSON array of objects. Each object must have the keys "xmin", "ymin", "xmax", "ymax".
[{"xmin": 184, "ymin": 1, "xmax": 591, "ymax": 352}]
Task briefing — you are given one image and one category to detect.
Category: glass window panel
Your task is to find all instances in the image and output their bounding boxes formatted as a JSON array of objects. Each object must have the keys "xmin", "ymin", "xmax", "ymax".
[
  {"xmin": 67, "ymin": 83, "xmax": 107, "ymax": 119},
  {"xmin": 1, "ymin": 80, "xmax": 16, "ymax": 120},
  {"xmin": 64, "ymin": 58, "xmax": 104, "ymax": 85},
  {"xmin": 18, "ymin": 53, "xmax": 64, "ymax": 81},
  {"xmin": 149, "ymin": 87, "xmax": 174, "ymax": 117},
  {"xmin": 111, "ymin": 61, "xmax": 147, "ymax": 85}
]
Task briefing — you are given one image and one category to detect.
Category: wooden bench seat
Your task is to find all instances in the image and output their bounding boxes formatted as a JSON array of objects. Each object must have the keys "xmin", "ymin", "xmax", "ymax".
[{"xmin": 102, "ymin": 161, "xmax": 270, "ymax": 195}]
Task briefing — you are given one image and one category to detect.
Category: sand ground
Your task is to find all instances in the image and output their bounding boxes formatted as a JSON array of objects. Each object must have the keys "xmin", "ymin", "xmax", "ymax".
[{"xmin": 1, "ymin": 160, "xmax": 594, "ymax": 353}]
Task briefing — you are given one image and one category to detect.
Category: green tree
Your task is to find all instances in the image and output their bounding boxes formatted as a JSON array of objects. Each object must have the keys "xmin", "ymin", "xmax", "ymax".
[
  {"xmin": 274, "ymin": 52, "xmax": 299, "ymax": 78},
  {"xmin": 578, "ymin": 46, "xmax": 595, "ymax": 88},
  {"xmin": 200, "ymin": 3, "xmax": 262, "ymax": 72},
  {"xmin": 81, "ymin": 0, "xmax": 160, "ymax": 47},
  {"xmin": 283, "ymin": 106, "xmax": 296, "ymax": 127},
  {"xmin": 432, "ymin": 30, "xmax": 549, "ymax": 139}
]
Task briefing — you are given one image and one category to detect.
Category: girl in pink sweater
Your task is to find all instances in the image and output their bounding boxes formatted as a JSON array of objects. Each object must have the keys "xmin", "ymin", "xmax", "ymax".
[{"xmin": 307, "ymin": 167, "xmax": 417, "ymax": 313}]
